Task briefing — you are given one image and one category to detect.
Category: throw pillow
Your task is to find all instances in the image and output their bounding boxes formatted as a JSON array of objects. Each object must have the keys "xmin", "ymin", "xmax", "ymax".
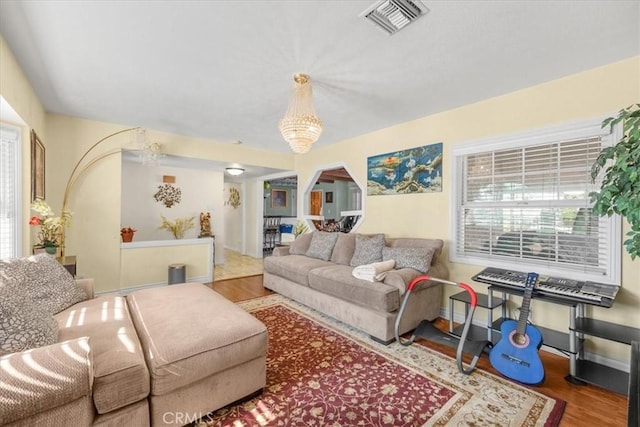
[
  {"xmin": 350, "ymin": 234, "xmax": 385, "ymax": 267},
  {"xmin": 0, "ymin": 254, "xmax": 87, "ymax": 315},
  {"xmin": 0, "ymin": 285, "xmax": 58, "ymax": 356},
  {"xmin": 383, "ymin": 246, "xmax": 434, "ymax": 273},
  {"xmin": 305, "ymin": 231, "xmax": 340, "ymax": 261},
  {"xmin": 289, "ymin": 232, "xmax": 314, "ymax": 255},
  {"xmin": 330, "ymin": 233, "xmax": 356, "ymax": 265}
]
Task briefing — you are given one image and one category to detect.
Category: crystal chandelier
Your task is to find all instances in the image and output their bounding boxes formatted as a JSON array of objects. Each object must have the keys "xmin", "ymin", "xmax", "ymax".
[
  {"xmin": 133, "ymin": 128, "xmax": 165, "ymax": 166},
  {"xmin": 279, "ymin": 74, "xmax": 323, "ymax": 154}
]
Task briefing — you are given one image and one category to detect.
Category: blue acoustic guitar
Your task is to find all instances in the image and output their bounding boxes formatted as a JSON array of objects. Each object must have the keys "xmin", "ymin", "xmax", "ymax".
[{"xmin": 489, "ymin": 272, "xmax": 545, "ymax": 385}]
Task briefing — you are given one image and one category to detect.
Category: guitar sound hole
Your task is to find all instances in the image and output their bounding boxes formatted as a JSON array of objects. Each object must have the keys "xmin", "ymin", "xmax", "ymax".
[{"xmin": 509, "ymin": 331, "xmax": 530, "ymax": 348}]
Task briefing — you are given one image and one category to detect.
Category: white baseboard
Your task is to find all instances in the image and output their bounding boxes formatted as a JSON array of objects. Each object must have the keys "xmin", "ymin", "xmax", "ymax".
[{"xmin": 440, "ymin": 308, "xmax": 630, "ymax": 373}]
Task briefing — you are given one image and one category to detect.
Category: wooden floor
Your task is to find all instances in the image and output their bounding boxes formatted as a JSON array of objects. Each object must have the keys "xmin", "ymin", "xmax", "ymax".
[{"xmin": 206, "ymin": 275, "xmax": 628, "ymax": 427}]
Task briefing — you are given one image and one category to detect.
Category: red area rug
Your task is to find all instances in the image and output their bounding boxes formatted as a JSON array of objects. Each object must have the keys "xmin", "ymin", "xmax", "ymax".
[{"xmin": 199, "ymin": 295, "xmax": 565, "ymax": 426}]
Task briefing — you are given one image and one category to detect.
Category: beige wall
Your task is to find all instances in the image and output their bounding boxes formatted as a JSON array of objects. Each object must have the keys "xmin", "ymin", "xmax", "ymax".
[
  {"xmin": 120, "ymin": 241, "xmax": 213, "ymax": 287},
  {"xmin": 0, "ymin": 36, "xmax": 47, "ymax": 256},
  {"xmin": 295, "ymin": 56, "xmax": 640, "ymax": 362}
]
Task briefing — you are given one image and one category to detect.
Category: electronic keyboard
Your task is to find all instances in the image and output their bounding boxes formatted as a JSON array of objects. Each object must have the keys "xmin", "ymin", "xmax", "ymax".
[{"xmin": 472, "ymin": 267, "xmax": 619, "ymax": 308}]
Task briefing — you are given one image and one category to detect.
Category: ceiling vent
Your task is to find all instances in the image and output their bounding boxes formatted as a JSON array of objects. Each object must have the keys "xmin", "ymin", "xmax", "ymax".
[{"xmin": 360, "ymin": 0, "xmax": 429, "ymax": 35}]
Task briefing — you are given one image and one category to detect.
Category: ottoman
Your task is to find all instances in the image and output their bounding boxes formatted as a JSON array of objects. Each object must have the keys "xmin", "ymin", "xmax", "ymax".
[{"xmin": 127, "ymin": 283, "xmax": 268, "ymax": 426}]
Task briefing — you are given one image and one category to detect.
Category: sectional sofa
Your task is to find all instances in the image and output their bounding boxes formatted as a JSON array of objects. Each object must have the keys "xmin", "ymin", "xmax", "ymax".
[{"xmin": 0, "ymin": 254, "xmax": 267, "ymax": 427}]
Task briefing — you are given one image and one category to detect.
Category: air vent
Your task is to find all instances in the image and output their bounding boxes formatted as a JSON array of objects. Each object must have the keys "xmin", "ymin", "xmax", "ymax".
[{"xmin": 360, "ymin": 0, "xmax": 429, "ymax": 35}]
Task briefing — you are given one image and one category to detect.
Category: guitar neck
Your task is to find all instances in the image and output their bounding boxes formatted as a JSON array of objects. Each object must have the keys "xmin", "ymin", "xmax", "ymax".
[
  {"xmin": 516, "ymin": 273, "xmax": 538, "ymax": 336},
  {"xmin": 516, "ymin": 287, "xmax": 533, "ymax": 336}
]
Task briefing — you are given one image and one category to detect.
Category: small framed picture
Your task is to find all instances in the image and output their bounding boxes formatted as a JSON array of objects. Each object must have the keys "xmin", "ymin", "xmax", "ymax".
[
  {"xmin": 271, "ymin": 189, "xmax": 288, "ymax": 208},
  {"xmin": 31, "ymin": 130, "xmax": 45, "ymax": 201},
  {"xmin": 325, "ymin": 192, "xmax": 333, "ymax": 203}
]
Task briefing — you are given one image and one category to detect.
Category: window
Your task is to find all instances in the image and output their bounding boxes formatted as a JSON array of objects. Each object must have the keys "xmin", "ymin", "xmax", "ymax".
[
  {"xmin": 0, "ymin": 123, "xmax": 21, "ymax": 259},
  {"xmin": 451, "ymin": 118, "xmax": 621, "ymax": 284}
]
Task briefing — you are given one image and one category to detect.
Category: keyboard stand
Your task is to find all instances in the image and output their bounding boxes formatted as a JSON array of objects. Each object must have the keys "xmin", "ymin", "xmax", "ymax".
[{"xmin": 487, "ymin": 285, "xmax": 640, "ymax": 395}]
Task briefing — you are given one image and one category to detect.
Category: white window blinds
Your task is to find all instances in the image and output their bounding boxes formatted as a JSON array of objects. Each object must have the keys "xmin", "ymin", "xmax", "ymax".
[
  {"xmin": 451, "ymin": 118, "xmax": 621, "ymax": 284},
  {"xmin": 0, "ymin": 124, "xmax": 21, "ymax": 259}
]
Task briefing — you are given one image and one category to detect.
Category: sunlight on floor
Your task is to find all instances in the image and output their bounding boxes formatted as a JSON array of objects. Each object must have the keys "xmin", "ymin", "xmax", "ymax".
[{"xmin": 214, "ymin": 249, "xmax": 263, "ymax": 281}]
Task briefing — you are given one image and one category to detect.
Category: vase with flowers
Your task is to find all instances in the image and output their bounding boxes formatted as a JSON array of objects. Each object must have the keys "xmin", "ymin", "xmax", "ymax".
[
  {"xmin": 30, "ymin": 199, "xmax": 72, "ymax": 254},
  {"xmin": 120, "ymin": 227, "xmax": 137, "ymax": 242}
]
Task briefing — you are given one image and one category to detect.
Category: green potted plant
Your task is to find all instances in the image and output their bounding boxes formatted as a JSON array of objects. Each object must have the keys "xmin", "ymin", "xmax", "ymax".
[{"xmin": 590, "ymin": 104, "xmax": 640, "ymax": 259}]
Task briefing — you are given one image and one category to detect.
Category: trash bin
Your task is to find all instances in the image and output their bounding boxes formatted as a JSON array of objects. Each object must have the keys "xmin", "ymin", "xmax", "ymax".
[{"xmin": 168, "ymin": 263, "xmax": 186, "ymax": 285}]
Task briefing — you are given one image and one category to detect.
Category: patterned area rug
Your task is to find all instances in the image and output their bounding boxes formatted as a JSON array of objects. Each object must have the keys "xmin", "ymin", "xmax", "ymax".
[{"xmin": 198, "ymin": 295, "xmax": 565, "ymax": 426}]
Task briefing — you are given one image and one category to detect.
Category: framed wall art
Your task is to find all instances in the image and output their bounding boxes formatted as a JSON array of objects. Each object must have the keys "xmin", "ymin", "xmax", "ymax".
[
  {"xmin": 271, "ymin": 189, "xmax": 288, "ymax": 208},
  {"xmin": 367, "ymin": 142, "xmax": 443, "ymax": 196},
  {"xmin": 31, "ymin": 130, "xmax": 45, "ymax": 201},
  {"xmin": 325, "ymin": 191, "xmax": 333, "ymax": 203}
]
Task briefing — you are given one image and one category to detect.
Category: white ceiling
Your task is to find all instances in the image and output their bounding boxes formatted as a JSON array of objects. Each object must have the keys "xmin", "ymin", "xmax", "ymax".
[{"xmin": 1, "ymin": 1, "xmax": 638, "ymax": 155}]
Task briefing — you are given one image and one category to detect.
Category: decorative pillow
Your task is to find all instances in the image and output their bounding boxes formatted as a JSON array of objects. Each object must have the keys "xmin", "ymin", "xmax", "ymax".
[
  {"xmin": 0, "ymin": 254, "xmax": 87, "ymax": 315},
  {"xmin": 289, "ymin": 232, "xmax": 314, "ymax": 255},
  {"xmin": 305, "ymin": 231, "xmax": 340, "ymax": 261},
  {"xmin": 387, "ymin": 238, "xmax": 443, "ymax": 265},
  {"xmin": 350, "ymin": 234, "xmax": 385, "ymax": 267},
  {"xmin": 383, "ymin": 246, "xmax": 434, "ymax": 273},
  {"xmin": 330, "ymin": 233, "xmax": 356, "ymax": 265},
  {"xmin": 0, "ymin": 286, "xmax": 58, "ymax": 356}
]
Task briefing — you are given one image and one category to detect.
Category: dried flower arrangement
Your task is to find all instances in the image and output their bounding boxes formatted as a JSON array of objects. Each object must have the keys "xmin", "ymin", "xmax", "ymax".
[
  {"xmin": 154, "ymin": 184, "xmax": 182, "ymax": 208},
  {"xmin": 159, "ymin": 215, "xmax": 195, "ymax": 239}
]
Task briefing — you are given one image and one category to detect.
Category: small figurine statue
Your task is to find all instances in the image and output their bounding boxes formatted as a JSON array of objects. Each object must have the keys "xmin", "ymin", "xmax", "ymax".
[{"xmin": 198, "ymin": 212, "xmax": 213, "ymax": 238}]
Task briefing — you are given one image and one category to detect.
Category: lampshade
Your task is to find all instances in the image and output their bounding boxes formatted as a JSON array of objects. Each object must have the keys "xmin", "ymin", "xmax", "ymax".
[
  {"xmin": 279, "ymin": 74, "xmax": 323, "ymax": 154},
  {"xmin": 226, "ymin": 167, "xmax": 245, "ymax": 176}
]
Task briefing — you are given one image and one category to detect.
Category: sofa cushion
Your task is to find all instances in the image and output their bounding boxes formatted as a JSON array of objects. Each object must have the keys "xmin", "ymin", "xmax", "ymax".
[
  {"xmin": 382, "ymin": 246, "xmax": 434, "ymax": 273},
  {"xmin": 306, "ymin": 231, "xmax": 340, "ymax": 261},
  {"xmin": 330, "ymin": 233, "xmax": 356, "ymax": 265},
  {"xmin": 0, "ymin": 337, "xmax": 93, "ymax": 426},
  {"xmin": 350, "ymin": 234, "xmax": 385, "ymax": 267},
  {"xmin": 0, "ymin": 289, "xmax": 58, "ymax": 356},
  {"xmin": 289, "ymin": 232, "xmax": 313, "ymax": 255},
  {"xmin": 0, "ymin": 254, "xmax": 87, "ymax": 315},
  {"xmin": 308, "ymin": 265, "xmax": 400, "ymax": 312},
  {"xmin": 264, "ymin": 254, "xmax": 334, "ymax": 286},
  {"xmin": 126, "ymin": 283, "xmax": 268, "ymax": 396},
  {"xmin": 56, "ymin": 295, "xmax": 150, "ymax": 414},
  {"xmin": 387, "ymin": 238, "xmax": 444, "ymax": 265}
]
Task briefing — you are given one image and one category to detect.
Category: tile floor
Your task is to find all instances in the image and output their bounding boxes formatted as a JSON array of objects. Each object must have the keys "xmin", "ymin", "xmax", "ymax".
[{"xmin": 213, "ymin": 249, "xmax": 264, "ymax": 281}]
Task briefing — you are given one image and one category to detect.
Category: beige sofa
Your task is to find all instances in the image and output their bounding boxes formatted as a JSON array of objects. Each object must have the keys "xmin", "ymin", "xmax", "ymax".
[
  {"xmin": 264, "ymin": 232, "xmax": 449, "ymax": 344},
  {"xmin": 1, "ymin": 266, "xmax": 267, "ymax": 426}
]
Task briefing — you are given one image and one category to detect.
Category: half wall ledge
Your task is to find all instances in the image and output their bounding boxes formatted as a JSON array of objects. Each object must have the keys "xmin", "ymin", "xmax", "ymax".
[{"xmin": 120, "ymin": 238, "xmax": 214, "ymax": 291}]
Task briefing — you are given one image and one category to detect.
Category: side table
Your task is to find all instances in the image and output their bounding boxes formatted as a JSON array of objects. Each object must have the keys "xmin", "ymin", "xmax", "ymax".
[{"xmin": 56, "ymin": 255, "xmax": 77, "ymax": 277}]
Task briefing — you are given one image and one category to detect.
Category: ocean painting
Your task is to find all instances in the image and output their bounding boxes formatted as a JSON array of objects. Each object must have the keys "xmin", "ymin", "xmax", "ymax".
[{"xmin": 367, "ymin": 142, "xmax": 443, "ymax": 196}]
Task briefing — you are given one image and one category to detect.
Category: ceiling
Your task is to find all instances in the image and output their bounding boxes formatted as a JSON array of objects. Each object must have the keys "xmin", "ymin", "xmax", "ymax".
[{"xmin": 1, "ymin": 1, "xmax": 638, "ymax": 155}]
